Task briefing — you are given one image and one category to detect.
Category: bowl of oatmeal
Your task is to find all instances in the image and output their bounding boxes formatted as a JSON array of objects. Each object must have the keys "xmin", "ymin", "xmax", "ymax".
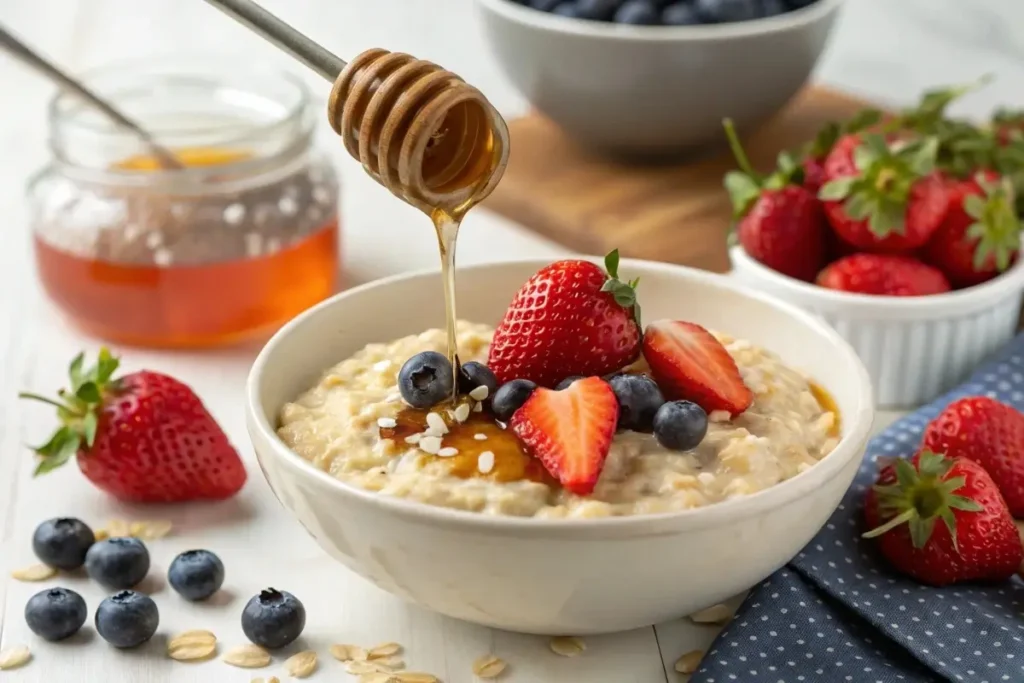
[{"xmin": 247, "ymin": 257, "xmax": 873, "ymax": 634}]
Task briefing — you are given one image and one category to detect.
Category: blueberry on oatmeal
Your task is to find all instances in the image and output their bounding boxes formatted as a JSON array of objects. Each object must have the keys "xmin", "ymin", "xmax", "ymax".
[
  {"xmin": 608, "ymin": 373, "xmax": 665, "ymax": 432},
  {"xmin": 398, "ymin": 351, "xmax": 454, "ymax": 408},
  {"xmin": 653, "ymin": 400, "xmax": 708, "ymax": 451},
  {"xmin": 458, "ymin": 361, "xmax": 499, "ymax": 401},
  {"xmin": 491, "ymin": 379, "xmax": 538, "ymax": 422}
]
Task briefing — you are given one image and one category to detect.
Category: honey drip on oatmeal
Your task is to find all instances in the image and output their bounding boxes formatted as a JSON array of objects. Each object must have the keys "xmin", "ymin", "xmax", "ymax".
[{"xmin": 809, "ymin": 382, "xmax": 841, "ymax": 437}]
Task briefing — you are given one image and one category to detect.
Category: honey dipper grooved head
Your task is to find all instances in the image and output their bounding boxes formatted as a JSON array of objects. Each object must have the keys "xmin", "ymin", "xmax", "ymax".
[{"xmin": 327, "ymin": 48, "xmax": 509, "ymax": 214}]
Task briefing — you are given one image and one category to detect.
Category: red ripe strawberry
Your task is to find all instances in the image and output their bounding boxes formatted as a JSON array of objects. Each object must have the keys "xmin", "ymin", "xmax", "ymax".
[
  {"xmin": 816, "ymin": 253, "xmax": 951, "ymax": 296},
  {"xmin": 487, "ymin": 250, "xmax": 641, "ymax": 388},
  {"xmin": 510, "ymin": 376, "xmax": 618, "ymax": 496},
  {"xmin": 819, "ymin": 134, "xmax": 950, "ymax": 253},
  {"xmin": 921, "ymin": 173, "xmax": 1020, "ymax": 287},
  {"xmin": 722, "ymin": 120, "xmax": 826, "ymax": 282},
  {"xmin": 641, "ymin": 320, "xmax": 753, "ymax": 416},
  {"xmin": 804, "ymin": 109, "xmax": 884, "ymax": 194},
  {"xmin": 922, "ymin": 396, "xmax": 1024, "ymax": 518},
  {"xmin": 802, "ymin": 157, "xmax": 827, "ymax": 194},
  {"xmin": 863, "ymin": 450, "xmax": 1022, "ymax": 587},
  {"xmin": 20, "ymin": 349, "xmax": 246, "ymax": 503}
]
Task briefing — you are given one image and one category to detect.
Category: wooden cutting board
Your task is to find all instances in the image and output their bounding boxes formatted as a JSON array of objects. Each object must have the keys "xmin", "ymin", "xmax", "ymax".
[{"xmin": 483, "ymin": 86, "xmax": 875, "ymax": 273}]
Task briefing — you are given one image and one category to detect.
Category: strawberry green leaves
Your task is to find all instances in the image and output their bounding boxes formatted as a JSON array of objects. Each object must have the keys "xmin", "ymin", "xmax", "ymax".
[
  {"xmin": 963, "ymin": 175, "xmax": 1022, "ymax": 271},
  {"xmin": 721, "ymin": 118, "xmax": 806, "ymax": 220},
  {"xmin": 600, "ymin": 249, "xmax": 642, "ymax": 328}
]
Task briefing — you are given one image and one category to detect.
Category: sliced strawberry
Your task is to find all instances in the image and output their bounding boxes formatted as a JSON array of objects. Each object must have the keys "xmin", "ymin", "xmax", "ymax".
[
  {"xmin": 510, "ymin": 376, "xmax": 618, "ymax": 496},
  {"xmin": 641, "ymin": 320, "xmax": 753, "ymax": 416}
]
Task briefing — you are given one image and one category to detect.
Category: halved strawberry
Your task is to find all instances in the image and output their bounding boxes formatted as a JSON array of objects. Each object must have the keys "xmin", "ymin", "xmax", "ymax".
[
  {"xmin": 510, "ymin": 376, "xmax": 618, "ymax": 496},
  {"xmin": 642, "ymin": 320, "xmax": 753, "ymax": 416}
]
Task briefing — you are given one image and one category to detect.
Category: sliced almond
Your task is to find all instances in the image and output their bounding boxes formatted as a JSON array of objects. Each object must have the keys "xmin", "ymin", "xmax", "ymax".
[
  {"xmin": 688, "ymin": 603, "xmax": 734, "ymax": 625},
  {"xmin": 168, "ymin": 629, "xmax": 218, "ymax": 661},
  {"xmin": 11, "ymin": 563, "xmax": 57, "ymax": 582},
  {"xmin": 284, "ymin": 650, "xmax": 317, "ymax": 678},
  {"xmin": 368, "ymin": 642, "xmax": 403, "ymax": 659},
  {"xmin": 223, "ymin": 644, "xmax": 272, "ymax": 668},
  {"xmin": 0, "ymin": 645, "xmax": 31, "ymax": 670},
  {"xmin": 548, "ymin": 636, "xmax": 585, "ymax": 657},
  {"xmin": 330, "ymin": 643, "xmax": 368, "ymax": 661},
  {"xmin": 395, "ymin": 674, "xmax": 438, "ymax": 683},
  {"xmin": 472, "ymin": 654, "xmax": 507, "ymax": 678},
  {"xmin": 675, "ymin": 649, "xmax": 705, "ymax": 674}
]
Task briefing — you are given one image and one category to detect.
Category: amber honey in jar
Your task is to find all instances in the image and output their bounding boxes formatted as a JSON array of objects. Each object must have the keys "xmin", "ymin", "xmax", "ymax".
[{"xmin": 26, "ymin": 59, "xmax": 340, "ymax": 348}]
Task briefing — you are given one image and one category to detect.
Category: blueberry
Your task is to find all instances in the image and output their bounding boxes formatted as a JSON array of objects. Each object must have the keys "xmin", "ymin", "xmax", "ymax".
[
  {"xmin": 24, "ymin": 587, "xmax": 87, "ymax": 641},
  {"xmin": 661, "ymin": 2, "xmax": 702, "ymax": 24},
  {"xmin": 575, "ymin": 0, "xmax": 621, "ymax": 20},
  {"xmin": 760, "ymin": 0, "xmax": 787, "ymax": 15},
  {"xmin": 555, "ymin": 375, "xmax": 585, "ymax": 390},
  {"xmin": 552, "ymin": 1, "xmax": 581, "ymax": 15},
  {"xmin": 95, "ymin": 590, "xmax": 158, "ymax": 648},
  {"xmin": 608, "ymin": 374, "xmax": 665, "ymax": 431},
  {"xmin": 653, "ymin": 400, "xmax": 708, "ymax": 451},
  {"xmin": 458, "ymin": 361, "xmax": 499, "ymax": 402},
  {"xmin": 241, "ymin": 588, "xmax": 306, "ymax": 649},
  {"xmin": 398, "ymin": 351, "xmax": 454, "ymax": 409},
  {"xmin": 32, "ymin": 518, "xmax": 95, "ymax": 570},
  {"xmin": 85, "ymin": 537, "xmax": 150, "ymax": 590},
  {"xmin": 491, "ymin": 379, "xmax": 537, "ymax": 422},
  {"xmin": 614, "ymin": 1, "xmax": 661, "ymax": 23},
  {"xmin": 694, "ymin": 0, "xmax": 762, "ymax": 22},
  {"xmin": 530, "ymin": 0, "xmax": 562, "ymax": 9},
  {"xmin": 168, "ymin": 549, "xmax": 225, "ymax": 602}
]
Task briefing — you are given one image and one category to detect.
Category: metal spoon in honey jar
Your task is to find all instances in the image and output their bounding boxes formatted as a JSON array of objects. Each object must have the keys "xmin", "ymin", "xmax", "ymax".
[{"xmin": 0, "ymin": 24, "xmax": 185, "ymax": 170}]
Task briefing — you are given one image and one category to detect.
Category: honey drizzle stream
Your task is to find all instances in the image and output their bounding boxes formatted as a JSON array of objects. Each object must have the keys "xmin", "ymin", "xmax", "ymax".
[{"xmin": 433, "ymin": 210, "xmax": 461, "ymax": 395}]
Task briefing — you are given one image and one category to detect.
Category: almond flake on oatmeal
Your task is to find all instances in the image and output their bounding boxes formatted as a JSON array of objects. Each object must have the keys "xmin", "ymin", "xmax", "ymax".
[
  {"xmin": 368, "ymin": 642, "xmax": 403, "ymax": 658},
  {"xmin": 285, "ymin": 650, "xmax": 318, "ymax": 678},
  {"xmin": 330, "ymin": 644, "xmax": 368, "ymax": 661},
  {"xmin": 675, "ymin": 649, "xmax": 705, "ymax": 674},
  {"xmin": 0, "ymin": 645, "xmax": 31, "ymax": 670},
  {"xmin": 377, "ymin": 417, "xmax": 398, "ymax": 429},
  {"xmin": 11, "ymin": 563, "xmax": 57, "ymax": 582},
  {"xmin": 472, "ymin": 654, "xmax": 507, "ymax": 678},
  {"xmin": 688, "ymin": 603, "xmax": 734, "ymax": 625},
  {"xmin": 223, "ymin": 644, "xmax": 272, "ymax": 668},
  {"xmin": 549, "ymin": 636, "xmax": 585, "ymax": 657},
  {"xmin": 472, "ymin": 402, "xmax": 483, "ymax": 413},
  {"xmin": 437, "ymin": 447, "xmax": 459, "ymax": 457},
  {"xmin": 373, "ymin": 360, "xmax": 392, "ymax": 372},
  {"xmin": 469, "ymin": 385, "xmax": 489, "ymax": 401},
  {"xmin": 425, "ymin": 412, "xmax": 448, "ymax": 434},
  {"xmin": 453, "ymin": 403, "xmax": 471, "ymax": 423},
  {"xmin": 477, "ymin": 451, "xmax": 495, "ymax": 474},
  {"xmin": 404, "ymin": 433, "xmax": 422, "ymax": 444},
  {"xmin": 473, "ymin": 433, "xmax": 487, "ymax": 441},
  {"xmin": 419, "ymin": 436, "xmax": 442, "ymax": 454}
]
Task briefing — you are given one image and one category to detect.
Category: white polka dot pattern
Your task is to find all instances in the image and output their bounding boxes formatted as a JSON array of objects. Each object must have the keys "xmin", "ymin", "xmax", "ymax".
[{"xmin": 692, "ymin": 340, "xmax": 1024, "ymax": 683}]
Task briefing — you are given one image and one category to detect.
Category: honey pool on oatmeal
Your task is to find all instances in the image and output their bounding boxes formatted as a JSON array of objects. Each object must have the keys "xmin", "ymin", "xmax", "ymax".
[{"xmin": 276, "ymin": 321, "xmax": 840, "ymax": 518}]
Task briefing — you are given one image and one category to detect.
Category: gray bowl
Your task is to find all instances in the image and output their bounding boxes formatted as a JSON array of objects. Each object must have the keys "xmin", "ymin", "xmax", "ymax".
[{"xmin": 476, "ymin": 0, "xmax": 845, "ymax": 157}]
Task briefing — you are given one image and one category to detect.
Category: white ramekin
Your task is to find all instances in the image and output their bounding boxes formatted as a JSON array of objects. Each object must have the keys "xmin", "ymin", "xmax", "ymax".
[
  {"xmin": 730, "ymin": 245, "xmax": 1024, "ymax": 409},
  {"xmin": 247, "ymin": 258, "xmax": 873, "ymax": 634}
]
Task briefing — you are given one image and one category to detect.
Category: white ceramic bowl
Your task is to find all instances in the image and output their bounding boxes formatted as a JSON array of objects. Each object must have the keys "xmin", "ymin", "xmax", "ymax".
[
  {"xmin": 730, "ymin": 245, "xmax": 1024, "ymax": 409},
  {"xmin": 246, "ymin": 258, "xmax": 873, "ymax": 634},
  {"xmin": 475, "ymin": 0, "xmax": 844, "ymax": 156}
]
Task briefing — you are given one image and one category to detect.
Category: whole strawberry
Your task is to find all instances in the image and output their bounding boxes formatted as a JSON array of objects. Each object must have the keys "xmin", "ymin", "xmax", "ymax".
[
  {"xmin": 723, "ymin": 119, "xmax": 826, "ymax": 282},
  {"xmin": 922, "ymin": 396, "xmax": 1024, "ymax": 518},
  {"xmin": 21, "ymin": 349, "xmax": 246, "ymax": 502},
  {"xmin": 801, "ymin": 109, "xmax": 884, "ymax": 194},
  {"xmin": 487, "ymin": 250, "xmax": 641, "ymax": 388},
  {"xmin": 863, "ymin": 450, "xmax": 1023, "ymax": 587},
  {"xmin": 819, "ymin": 134, "xmax": 950, "ymax": 253},
  {"xmin": 921, "ymin": 172, "xmax": 1020, "ymax": 288},
  {"xmin": 816, "ymin": 253, "xmax": 951, "ymax": 296}
]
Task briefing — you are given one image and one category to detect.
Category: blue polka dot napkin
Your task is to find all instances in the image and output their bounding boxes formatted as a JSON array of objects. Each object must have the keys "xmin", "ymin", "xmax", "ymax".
[{"xmin": 692, "ymin": 334, "xmax": 1024, "ymax": 683}]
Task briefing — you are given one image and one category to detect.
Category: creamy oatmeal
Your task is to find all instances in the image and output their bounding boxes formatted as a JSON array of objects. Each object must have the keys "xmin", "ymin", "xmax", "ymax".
[{"xmin": 277, "ymin": 321, "xmax": 839, "ymax": 518}]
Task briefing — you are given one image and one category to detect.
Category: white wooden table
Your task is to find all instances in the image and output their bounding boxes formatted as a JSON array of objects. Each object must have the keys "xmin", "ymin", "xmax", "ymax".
[{"xmin": 0, "ymin": 0, "xmax": 1009, "ymax": 680}]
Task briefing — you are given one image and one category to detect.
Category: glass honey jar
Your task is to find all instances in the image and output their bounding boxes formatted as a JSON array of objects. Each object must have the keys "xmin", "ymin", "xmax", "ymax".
[{"xmin": 26, "ymin": 58, "xmax": 340, "ymax": 348}]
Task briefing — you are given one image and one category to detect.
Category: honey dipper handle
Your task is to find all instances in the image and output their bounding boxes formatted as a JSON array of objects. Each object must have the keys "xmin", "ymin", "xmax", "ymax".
[{"xmin": 202, "ymin": 0, "xmax": 346, "ymax": 81}]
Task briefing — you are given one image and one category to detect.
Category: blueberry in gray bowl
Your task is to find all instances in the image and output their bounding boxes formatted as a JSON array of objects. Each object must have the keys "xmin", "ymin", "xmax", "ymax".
[{"xmin": 615, "ymin": 1, "xmax": 661, "ymax": 24}]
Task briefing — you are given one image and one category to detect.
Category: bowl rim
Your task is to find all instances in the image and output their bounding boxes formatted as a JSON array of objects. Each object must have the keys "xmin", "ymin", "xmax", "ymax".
[
  {"xmin": 474, "ymin": 0, "xmax": 846, "ymax": 41},
  {"xmin": 246, "ymin": 257, "xmax": 874, "ymax": 537},
  {"xmin": 729, "ymin": 245, "xmax": 1024, "ymax": 317}
]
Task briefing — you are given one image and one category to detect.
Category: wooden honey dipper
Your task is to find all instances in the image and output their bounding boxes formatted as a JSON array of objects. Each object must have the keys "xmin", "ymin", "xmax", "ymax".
[{"xmin": 204, "ymin": 0, "xmax": 510, "ymax": 215}]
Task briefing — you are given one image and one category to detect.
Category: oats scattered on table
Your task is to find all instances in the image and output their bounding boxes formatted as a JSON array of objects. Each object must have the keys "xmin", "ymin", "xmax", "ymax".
[
  {"xmin": 93, "ymin": 527, "xmax": 111, "ymax": 541},
  {"xmin": 347, "ymin": 660, "xmax": 385, "ymax": 675},
  {"xmin": 284, "ymin": 650, "xmax": 317, "ymax": 678},
  {"xmin": 549, "ymin": 636, "xmax": 586, "ymax": 657},
  {"xmin": 395, "ymin": 674, "xmax": 438, "ymax": 683},
  {"xmin": 329, "ymin": 643, "xmax": 368, "ymax": 661},
  {"xmin": 130, "ymin": 519, "xmax": 173, "ymax": 540},
  {"xmin": 472, "ymin": 654, "xmax": 507, "ymax": 678},
  {"xmin": 371, "ymin": 656, "xmax": 404, "ymax": 670},
  {"xmin": 167, "ymin": 629, "xmax": 218, "ymax": 661},
  {"xmin": 0, "ymin": 645, "xmax": 31, "ymax": 670},
  {"xmin": 105, "ymin": 519, "xmax": 132, "ymax": 537},
  {"xmin": 368, "ymin": 642, "xmax": 403, "ymax": 658},
  {"xmin": 675, "ymin": 649, "xmax": 705, "ymax": 674},
  {"xmin": 11, "ymin": 563, "xmax": 57, "ymax": 582},
  {"xmin": 688, "ymin": 603, "xmax": 734, "ymax": 625},
  {"xmin": 223, "ymin": 644, "xmax": 272, "ymax": 668},
  {"xmin": 358, "ymin": 674, "xmax": 398, "ymax": 683}
]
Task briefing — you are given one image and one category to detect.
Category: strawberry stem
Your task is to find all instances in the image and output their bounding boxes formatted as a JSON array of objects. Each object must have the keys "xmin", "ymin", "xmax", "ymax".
[
  {"xmin": 722, "ymin": 118, "xmax": 757, "ymax": 179},
  {"xmin": 601, "ymin": 249, "xmax": 642, "ymax": 328}
]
